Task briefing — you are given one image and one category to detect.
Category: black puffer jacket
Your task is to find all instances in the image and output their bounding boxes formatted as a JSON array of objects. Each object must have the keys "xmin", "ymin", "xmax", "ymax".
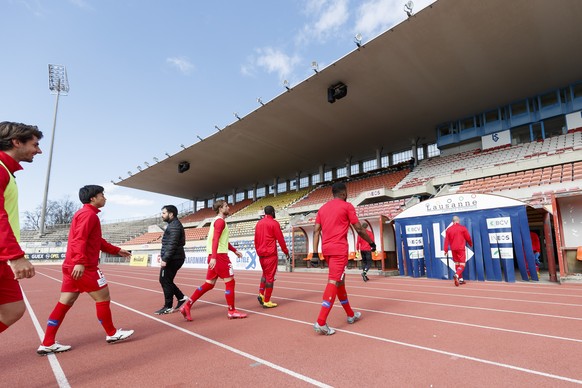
[{"xmin": 160, "ymin": 218, "xmax": 185, "ymax": 262}]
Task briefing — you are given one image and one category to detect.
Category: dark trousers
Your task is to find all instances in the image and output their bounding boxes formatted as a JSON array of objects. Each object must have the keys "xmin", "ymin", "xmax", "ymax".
[
  {"xmin": 159, "ymin": 259, "xmax": 185, "ymax": 308},
  {"xmin": 360, "ymin": 251, "xmax": 372, "ymax": 272}
]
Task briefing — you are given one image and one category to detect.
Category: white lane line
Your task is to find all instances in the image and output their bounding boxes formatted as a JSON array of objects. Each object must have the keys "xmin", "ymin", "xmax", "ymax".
[
  {"xmin": 334, "ymin": 327, "xmax": 582, "ymax": 385},
  {"xmin": 348, "ymin": 293, "xmax": 582, "ymax": 321},
  {"xmin": 22, "ymin": 288, "xmax": 71, "ymax": 388},
  {"xmin": 33, "ymin": 273, "xmax": 331, "ymax": 388},
  {"xmin": 255, "ymin": 294, "xmax": 582, "ymax": 343},
  {"xmin": 272, "ymin": 285, "xmax": 582, "ymax": 321},
  {"xmin": 110, "ymin": 301, "xmax": 332, "ymax": 388},
  {"xmin": 98, "ymin": 267, "xmax": 582, "ymax": 309},
  {"xmin": 84, "ymin": 269, "xmax": 582, "ymax": 320},
  {"xmin": 279, "ymin": 282, "xmax": 582, "ymax": 307},
  {"xmin": 37, "ymin": 270, "xmax": 582, "ymax": 324},
  {"xmin": 35, "ymin": 272, "xmax": 582, "ymax": 385},
  {"xmin": 159, "ymin": 299, "xmax": 582, "ymax": 385},
  {"xmin": 108, "ymin": 279, "xmax": 582, "ymax": 342}
]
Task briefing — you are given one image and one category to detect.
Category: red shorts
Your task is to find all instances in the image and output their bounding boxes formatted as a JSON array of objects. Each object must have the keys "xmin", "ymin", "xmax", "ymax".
[
  {"xmin": 452, "ymin": 249, "xmax": 467, "ymax": 264},
  {"xmin": 205, "ymin": 254, "xmax": 234, "ymax": 280},
  {"xmin": 325, "ymin": 254, "xmax": 348, "ymax": 282},
  {"xmin": 0, "ymin": 261, "xmax": 23, "ymax": 304},
  {"xmin": 61, "ymin": 266, "xmax": 108, "ymax": 293},
  {"xmin": 259, "ymin": 255, "xmax": 278, "ymax": 283}
]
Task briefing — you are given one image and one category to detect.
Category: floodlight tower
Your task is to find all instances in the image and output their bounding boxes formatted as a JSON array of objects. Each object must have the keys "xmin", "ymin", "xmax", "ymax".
[{"xmin": 39, "ymin": 64, "xmax": 69, "ymax": 236}]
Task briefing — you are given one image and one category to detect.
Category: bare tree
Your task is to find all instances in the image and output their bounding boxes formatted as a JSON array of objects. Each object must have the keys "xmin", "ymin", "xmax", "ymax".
[
  {"xmin": 23, "ymin": 208, "xmax": 41, "ymax": 230},
  {"xmin": 48, "ymin": 197, "xmax": 78, "ymax": 226},
  {"xmin": 23, "ymin": 197, "xmax": 80, "ymax": 230}
]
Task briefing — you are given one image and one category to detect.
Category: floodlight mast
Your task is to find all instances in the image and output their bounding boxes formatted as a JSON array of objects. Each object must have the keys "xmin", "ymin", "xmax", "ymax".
[{"xmin": 39, "ymin": 64, "xmax": 69, "ymax": 236}]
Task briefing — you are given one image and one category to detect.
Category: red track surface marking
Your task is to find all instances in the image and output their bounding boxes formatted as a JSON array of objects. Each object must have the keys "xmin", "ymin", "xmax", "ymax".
[{"xmin": 3, "ymin": 264, "xmax": 582, "ymax": 387}]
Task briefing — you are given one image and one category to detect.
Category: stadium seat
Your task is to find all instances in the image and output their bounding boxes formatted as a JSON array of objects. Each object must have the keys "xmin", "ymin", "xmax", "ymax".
[{"xmin": 372, "ymin": 251, "xmax": 384, "ymax": 269}]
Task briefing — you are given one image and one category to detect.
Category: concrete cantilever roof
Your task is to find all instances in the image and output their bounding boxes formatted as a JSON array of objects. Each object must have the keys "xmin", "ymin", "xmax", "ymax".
[{"xmin": 117, "ymin": 0, "xmax": 582, "ymax": 200}]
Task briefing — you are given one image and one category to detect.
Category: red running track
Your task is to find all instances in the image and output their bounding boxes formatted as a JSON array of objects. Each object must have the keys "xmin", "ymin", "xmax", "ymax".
[{"xmin": 4, "ymin": 264, "xmax": 582, "ymax": 387}]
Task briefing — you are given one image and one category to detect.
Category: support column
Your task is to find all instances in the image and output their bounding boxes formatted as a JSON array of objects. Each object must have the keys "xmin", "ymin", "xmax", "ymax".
[
  {"xmin": 346, "ymin": 158, "xmax": 352, "ymax": 178},
  {"xmin": 376, "ymin": 148, "xmax": 382, "ymax": 169},
  {"xmin": 273, "ymin": 177, "xmax": 279, "ymax": 196},
  {"xmin": 296, "ymin": 171, "xmax": 301, "ymax": 191},
  {"xmin": 544, "ymin": 212, "xmax": 558, "ymax": 282}
]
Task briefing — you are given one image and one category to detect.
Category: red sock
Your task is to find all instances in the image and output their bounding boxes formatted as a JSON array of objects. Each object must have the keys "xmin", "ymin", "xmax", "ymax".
[
  {"xmin": 456, "ymin": 265, "xmax": 464, "ymax": 278},
  {"xmin": 337, "ymin": 284, "xmax": 354, "ymax": 317},
  {"xmin": 189, "ymin": 282, "xmax": 214, "ymax": 305},
  {"xmin": 96, "ymin": 301, "xmax": 116, "ymax": 336},
  {"xmin": 317, "ymin": 283, "xmax": 337, "ymax": 326},
  {"xmin": 42, "ymin": 302, "xmax": 72, "ymax": 346},
  {"xmin": 225, "ymin": 279, "xmax": 236, "ymax": 311},
  {"xmin": 264, "ymin": 283, "xmax": 274, "ymax": 303},
  {"xmin": 0, "ymin": 321, "xmax": 8, "ymax": 333},
  {"xmin": 259, "ymin": 276, "xmax": 266, "ymax": 296}
]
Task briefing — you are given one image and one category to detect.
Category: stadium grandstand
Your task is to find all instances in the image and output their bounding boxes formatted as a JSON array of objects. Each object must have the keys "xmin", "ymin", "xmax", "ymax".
[{"xmin": 22, "ymin": 0, "xmax": 582, "ymax": 283}]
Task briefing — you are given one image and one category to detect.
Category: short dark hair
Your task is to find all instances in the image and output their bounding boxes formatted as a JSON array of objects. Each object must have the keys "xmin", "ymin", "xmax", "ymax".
[
  {"xmin": 0, "ymin": 121, "xmax": 43, "ymax": 151},
  {"xmin": 213, "ymin": 199, "xmax": 227, "ymax": 214},
  {"xmin": 264, "ymin": 205, "xmax": 275, "ymax": 217},
  {"xmin": 162, "ymin": 205, "xmax": 178, "ymax": 218},
  {"xmin": 331, "ymin": 182, "xmax": 347, "ymax": 197},
  {"xmin": 79, "ymin": 185, "xmax": 104, "ymax": 204}
]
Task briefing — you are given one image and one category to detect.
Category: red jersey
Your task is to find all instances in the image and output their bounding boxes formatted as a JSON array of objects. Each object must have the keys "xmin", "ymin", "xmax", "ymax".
[
  {"xmin": 530, "ymin": 231, "xmax": 540, "ymax": 253},
  {"xmin": 0, "ymin": 151, "xmax": 25, "ymax": 262},
  {"xmin": 444, "ymin": 223, "xmax": 472, "ymax": 251},
  {"xmin": 63, "ymin": 204, "xmax": 120, "ymax": 269},
  {"xmin": 254, "ymin": 214, "xmax": 289, "ymax": 257},
  {"xmin": 357, "ymin": 229, "xmax": 375, "ymax": 251},
  {"xmin": 315, "ymin": 198, "xmax": 359, "ymax": 255}
]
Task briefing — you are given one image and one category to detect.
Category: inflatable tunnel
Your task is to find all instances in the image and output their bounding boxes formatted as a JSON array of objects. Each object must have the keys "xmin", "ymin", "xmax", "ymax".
[{"xmin": 393, "ymin": 193, "xmax": 537, "ymax": 282}]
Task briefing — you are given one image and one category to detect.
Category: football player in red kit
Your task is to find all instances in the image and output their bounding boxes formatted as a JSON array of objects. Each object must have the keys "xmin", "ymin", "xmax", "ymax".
[
  {"xmin": 254, "ymin": 205, "xmax": 289, "ymax": 308},
  {"xmin": 37, "ymin": 185, "xmax": 134, "ymax": 355},
  {"xmin": 312, "ymin": 182, "xmax": 376, "ymax": 335},
  {"xmin": 180, "ymin": 200, "xmax": 247, "ymax": 320},
  {"xmin": 444, "ymin": 215, "xmax": 473, "ymax": 286}
]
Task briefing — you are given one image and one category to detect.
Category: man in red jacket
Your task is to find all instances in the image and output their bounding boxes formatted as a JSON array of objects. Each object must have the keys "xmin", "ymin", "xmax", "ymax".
[
  {"xmin": 356, "ymin": 221, "xmax": 375, "ymax": 282},
  {"xmin": 37, "ymin": 185, "xmax": 134, "ymax": 355},
  {"xmin": 0, "ymin": 121, "xmax": 43, "ymax": 334},
  {"xmin": 254, "ymin": 205, "xmax": 289, "ymax": 308},
  {"xmin": 530, "ymin": 231, "xmax": 541, "ymax": 278},
  {"xmin": 444, "ymin": 215, "xmax": 473, "ymax": 286}
]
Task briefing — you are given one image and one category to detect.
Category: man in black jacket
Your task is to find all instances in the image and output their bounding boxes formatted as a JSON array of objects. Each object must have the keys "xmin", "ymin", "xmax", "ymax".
[{"xmin": 154, "ymin": 205, "xmax": 189, "ymax": 315}]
